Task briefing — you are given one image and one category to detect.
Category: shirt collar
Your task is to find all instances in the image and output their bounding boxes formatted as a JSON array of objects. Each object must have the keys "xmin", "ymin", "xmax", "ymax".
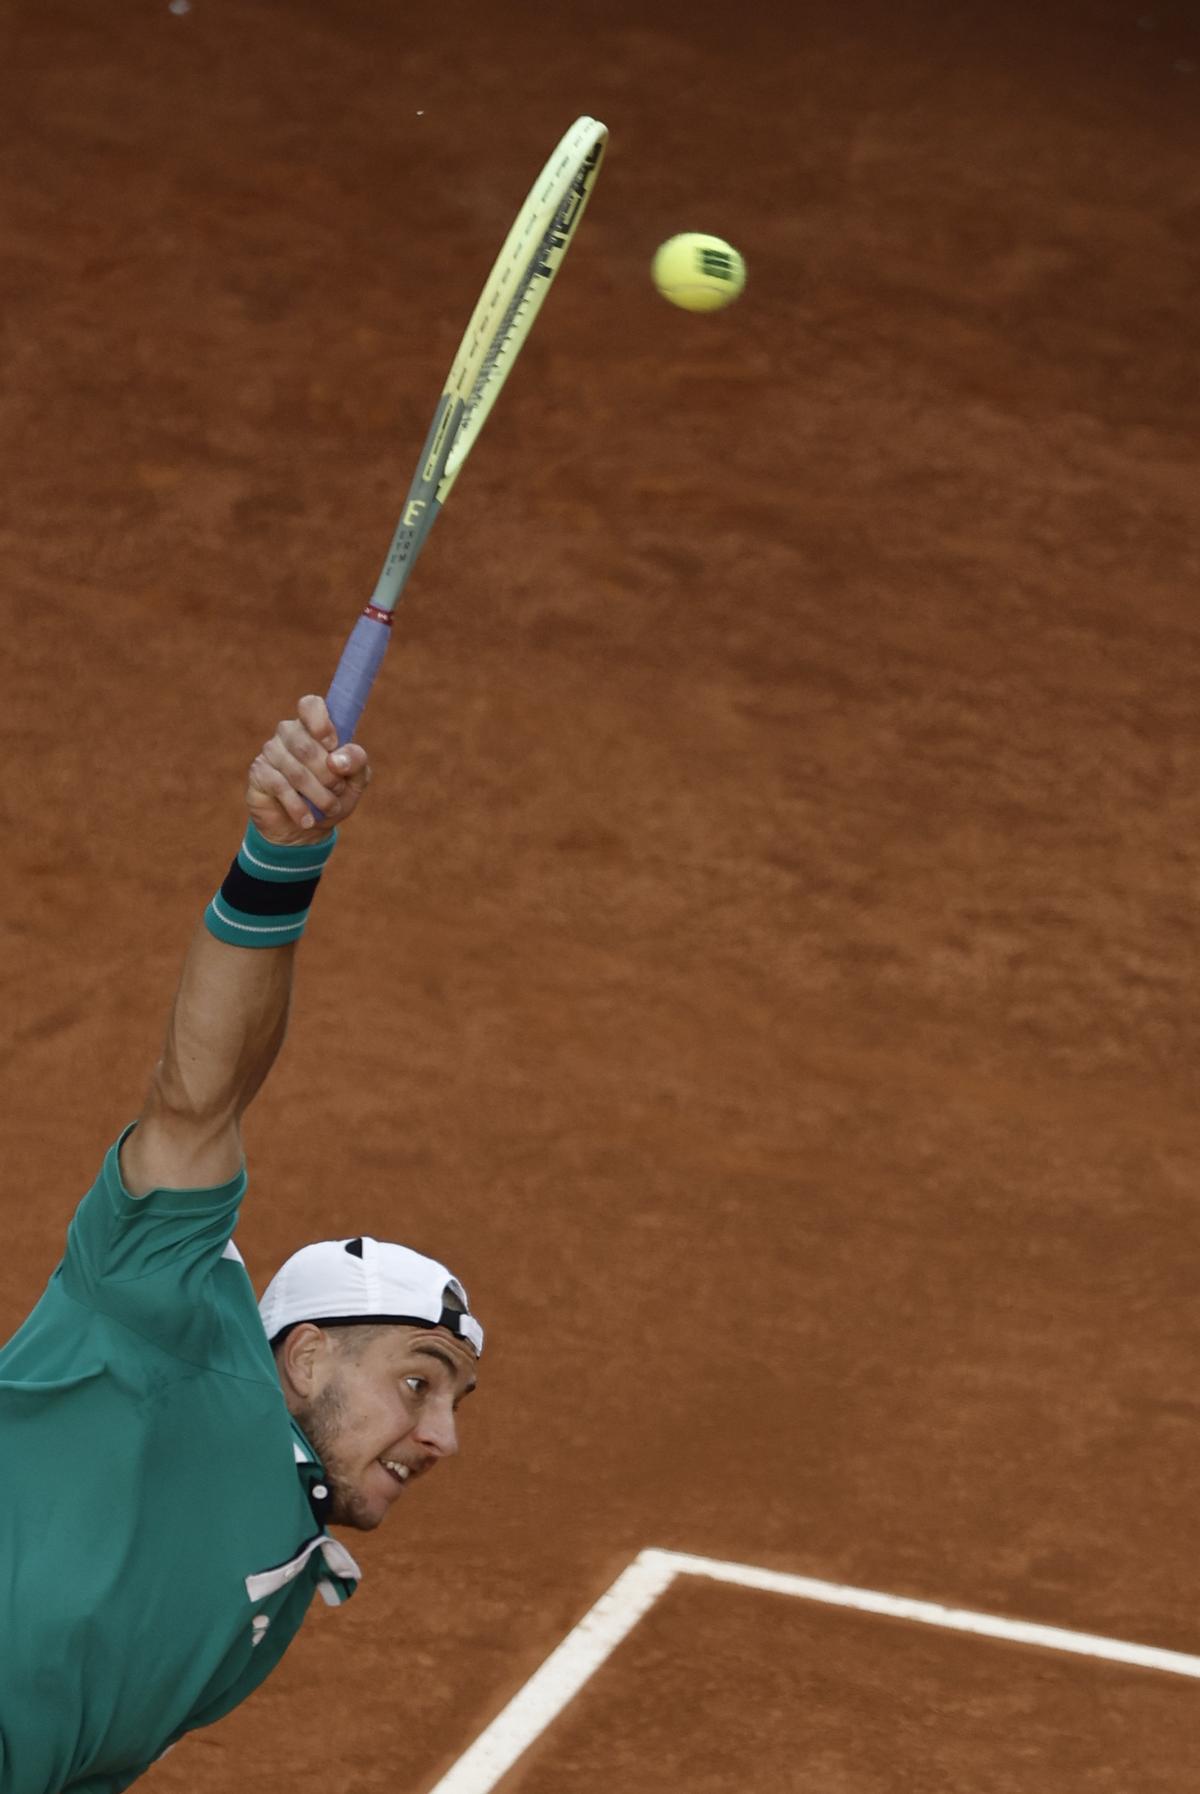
[{"xmin": 289, "ymin": 1417, "xmax": 335, "ymax": 1528}]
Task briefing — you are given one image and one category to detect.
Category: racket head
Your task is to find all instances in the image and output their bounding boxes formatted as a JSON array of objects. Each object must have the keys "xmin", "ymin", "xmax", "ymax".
[
  {"xmin": 438, "ymin": 116, "xmax": 607, "ymax": 499},
  {"xmin": 366, "ymin": 116, "xmax": 607, "ymax": 619}
]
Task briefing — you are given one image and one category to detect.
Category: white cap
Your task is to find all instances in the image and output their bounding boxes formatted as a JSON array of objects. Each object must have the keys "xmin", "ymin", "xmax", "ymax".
[{"xmin": 259, "ymin": 1236, "xmax": 484, "ymax": 1357}]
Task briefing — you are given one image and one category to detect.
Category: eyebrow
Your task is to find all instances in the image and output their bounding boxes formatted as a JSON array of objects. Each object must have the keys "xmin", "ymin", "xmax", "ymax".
[{"xmin": 411, "ymin": 1342, "xmax": 477, "ymax": 1396}]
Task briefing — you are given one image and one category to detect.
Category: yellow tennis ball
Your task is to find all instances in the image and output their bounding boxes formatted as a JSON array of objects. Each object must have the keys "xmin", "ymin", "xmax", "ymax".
[{"xmin": 652, "ymin": 232, "xmax": 746, "ymax": 312}]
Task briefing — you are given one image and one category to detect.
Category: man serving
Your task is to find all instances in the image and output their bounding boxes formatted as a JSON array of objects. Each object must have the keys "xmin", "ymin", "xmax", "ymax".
[{"xmin": 0, "ymin": 696, "xmax": 482, "ymax": 1794}]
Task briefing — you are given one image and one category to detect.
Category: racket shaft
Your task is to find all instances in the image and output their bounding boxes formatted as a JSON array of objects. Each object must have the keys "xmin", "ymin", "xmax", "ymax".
[
  {"xmin": 373, "ymin": 491, "xmax": 443, "ymax": 611},
  {"xmin": 324, "ymin": 397, "xmax": 457, "ymax": 747},
  {"xmin": 372, "ymin": 395, "xmax": 460, "ymax": 611},
  {"xmin": 325, "ymin": 610, "xmax": 393, "ymax": 745}
]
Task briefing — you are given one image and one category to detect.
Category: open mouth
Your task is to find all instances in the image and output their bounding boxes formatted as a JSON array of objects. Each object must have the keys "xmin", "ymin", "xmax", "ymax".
[{"xmin": 380, "ymin": 1458, "xmax": 411, "ymax": 1488}]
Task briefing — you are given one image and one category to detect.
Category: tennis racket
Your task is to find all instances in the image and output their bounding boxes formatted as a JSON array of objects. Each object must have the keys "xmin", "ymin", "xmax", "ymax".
[{"xmin": 324, "ymin": 115, "xmax": 608, "ymax": 745}]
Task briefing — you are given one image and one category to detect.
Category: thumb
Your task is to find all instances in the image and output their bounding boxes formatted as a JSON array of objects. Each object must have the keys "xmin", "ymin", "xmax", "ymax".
[{"xmin": 330, "ymin": 742, "xmax": 370, "ymax": 791}]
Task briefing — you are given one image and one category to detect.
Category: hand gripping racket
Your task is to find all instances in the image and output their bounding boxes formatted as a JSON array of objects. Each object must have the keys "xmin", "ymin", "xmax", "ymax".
[{"xmin": 324, "ymin": 116, "xmax": 608, "ymax": 745}]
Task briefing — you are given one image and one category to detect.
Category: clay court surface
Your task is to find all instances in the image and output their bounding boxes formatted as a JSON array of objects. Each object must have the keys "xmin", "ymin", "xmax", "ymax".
[{"xmin": 2, "ymin": 0, "xmax": 1199, "ymax": 1788}]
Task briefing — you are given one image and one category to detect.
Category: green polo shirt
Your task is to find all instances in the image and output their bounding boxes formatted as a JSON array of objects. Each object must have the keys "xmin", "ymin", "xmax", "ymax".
[{"xmin": 0, "ymin": 1129, "xmax": 359, "ymax": 1794}]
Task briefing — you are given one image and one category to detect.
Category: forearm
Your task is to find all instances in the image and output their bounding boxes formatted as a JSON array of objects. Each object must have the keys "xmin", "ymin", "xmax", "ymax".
[
  {"xmin": 123, "ymin": 928, "xmax": 295, "ymax": 1194},
  {"xmin": 119, "ymin": 695, "xmax": 371, "ymax": 1197},
  {"xmin": 158, "ymin": 924, "xmax": 295, "ymax": 1126}
]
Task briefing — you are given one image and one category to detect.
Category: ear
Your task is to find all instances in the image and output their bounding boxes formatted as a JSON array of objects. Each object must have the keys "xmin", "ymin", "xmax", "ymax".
[{"xmin": 276, "ymin": 1323, "xmax": 330, "ymax": 1400}]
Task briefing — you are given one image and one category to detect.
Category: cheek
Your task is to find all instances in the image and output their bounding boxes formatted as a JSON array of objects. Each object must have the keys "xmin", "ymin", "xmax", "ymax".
[
  {"xmin": 354, "ymin": 1388, "xmax": 417, "ymax": 1453},
  {"xmin": 391, "ymin": 1394, "xmax": 421, "ymax": 1440}
]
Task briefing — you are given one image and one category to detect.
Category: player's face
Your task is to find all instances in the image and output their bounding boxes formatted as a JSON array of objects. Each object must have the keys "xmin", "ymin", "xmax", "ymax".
[{"xmin": 301, "ymin": 1325, "xmax": 478, "ymax": 1531}]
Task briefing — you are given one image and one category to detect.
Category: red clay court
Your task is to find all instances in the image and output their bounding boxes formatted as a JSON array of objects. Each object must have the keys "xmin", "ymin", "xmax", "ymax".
[{"xmin": 2, "ymin": 1, "xmax": 1198, "ymax": 1789}]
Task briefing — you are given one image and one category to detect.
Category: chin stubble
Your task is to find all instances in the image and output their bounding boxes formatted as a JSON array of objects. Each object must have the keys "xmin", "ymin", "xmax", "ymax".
[{"xmin": 295, "ymin": 1376, "xmax": 381, "ymax": 1531}]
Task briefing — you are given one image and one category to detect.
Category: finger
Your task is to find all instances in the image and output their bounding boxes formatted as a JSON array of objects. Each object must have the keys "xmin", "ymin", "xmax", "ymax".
[
  {"xmin": 247, "ymin": 753, "xmax": 313, "ymax": 830},
  {"xmin": 277, "ymin": 719, "xmax": 347, "ymax": 796},
  {"xmin": 296, "ymin": 693, "xmax": 338, "ymax": 752},
  {"xmin": 261, "ymin": 735, "xmax": 343, "ymax": 815}
]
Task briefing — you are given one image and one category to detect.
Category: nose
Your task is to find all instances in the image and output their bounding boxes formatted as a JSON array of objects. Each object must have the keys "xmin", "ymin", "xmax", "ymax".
[{"xmin": 415, "ymin": 1398, "xmax": 459, "ymax": 1460}]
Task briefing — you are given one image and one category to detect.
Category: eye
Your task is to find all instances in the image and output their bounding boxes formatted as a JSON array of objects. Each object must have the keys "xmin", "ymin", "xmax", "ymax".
[{"xmin": 403, "ymin": 1376, "xmax": 428, "ymax": 1396}]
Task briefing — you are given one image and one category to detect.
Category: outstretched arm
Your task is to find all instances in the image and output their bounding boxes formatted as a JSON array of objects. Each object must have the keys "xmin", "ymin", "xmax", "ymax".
[{"xmin": 119, "ymin": 695, "xmax": 371, "ymax": 1197}]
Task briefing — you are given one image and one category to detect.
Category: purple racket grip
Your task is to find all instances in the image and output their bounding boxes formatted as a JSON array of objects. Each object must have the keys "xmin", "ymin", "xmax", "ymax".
[{"xmin": 325, "ymin": 606, "xmax": 393, "ymax": 746}]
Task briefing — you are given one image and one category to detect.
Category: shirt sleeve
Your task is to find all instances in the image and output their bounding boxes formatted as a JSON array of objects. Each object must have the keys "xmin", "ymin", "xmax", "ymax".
[{"xmin": 58, "ymin": 1124, "xmax": 250, "ymax": 1358}]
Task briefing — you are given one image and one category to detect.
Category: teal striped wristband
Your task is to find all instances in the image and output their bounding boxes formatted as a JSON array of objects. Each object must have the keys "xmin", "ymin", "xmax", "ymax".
[{"xmin": 204, "ymin": 822, "xmax": 338, "ymax": 948}]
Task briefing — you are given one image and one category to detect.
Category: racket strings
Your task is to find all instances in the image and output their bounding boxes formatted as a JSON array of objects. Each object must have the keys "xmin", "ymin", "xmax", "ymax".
[{"xmin": 460, "ymin": 153, "xmax": 599, "ymax": 430}]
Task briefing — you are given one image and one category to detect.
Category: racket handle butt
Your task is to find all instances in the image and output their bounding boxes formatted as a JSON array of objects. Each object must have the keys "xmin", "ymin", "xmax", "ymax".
[{"xmin": 325, "ymin": 606, "xmax": 393, "ymax": 745}]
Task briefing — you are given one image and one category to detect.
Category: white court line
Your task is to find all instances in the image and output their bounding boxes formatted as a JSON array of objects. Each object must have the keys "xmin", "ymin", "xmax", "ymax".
[
  {"xmin": 425, "ymin": 1547, "xmax": 1200, "ymax": 1794},
  {"xmin": 425, "ymin": 1554, "xmax": 676, "ymax": 1794},
  {"xmin": 653, "ymin": 1550, "xmax": 1200, "ymax": 1679}
]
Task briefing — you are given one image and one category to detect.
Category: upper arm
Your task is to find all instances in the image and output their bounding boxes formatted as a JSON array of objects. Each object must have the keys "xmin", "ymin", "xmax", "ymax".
[{"xmin": 118, "ymin": 1097, "xmax": 244, "ymax": 1199}]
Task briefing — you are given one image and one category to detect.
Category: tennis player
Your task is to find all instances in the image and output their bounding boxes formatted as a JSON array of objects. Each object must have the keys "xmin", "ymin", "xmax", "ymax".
[{"xmin": 0, "ymin": 696, "xmax": 483, "ymax": 1794}]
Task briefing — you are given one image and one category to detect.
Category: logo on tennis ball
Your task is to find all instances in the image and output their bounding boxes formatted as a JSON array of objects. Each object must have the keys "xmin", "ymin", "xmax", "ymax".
[{"xmin": 652, "ymin": 233, "xmax": 746, "ymax": 313}]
